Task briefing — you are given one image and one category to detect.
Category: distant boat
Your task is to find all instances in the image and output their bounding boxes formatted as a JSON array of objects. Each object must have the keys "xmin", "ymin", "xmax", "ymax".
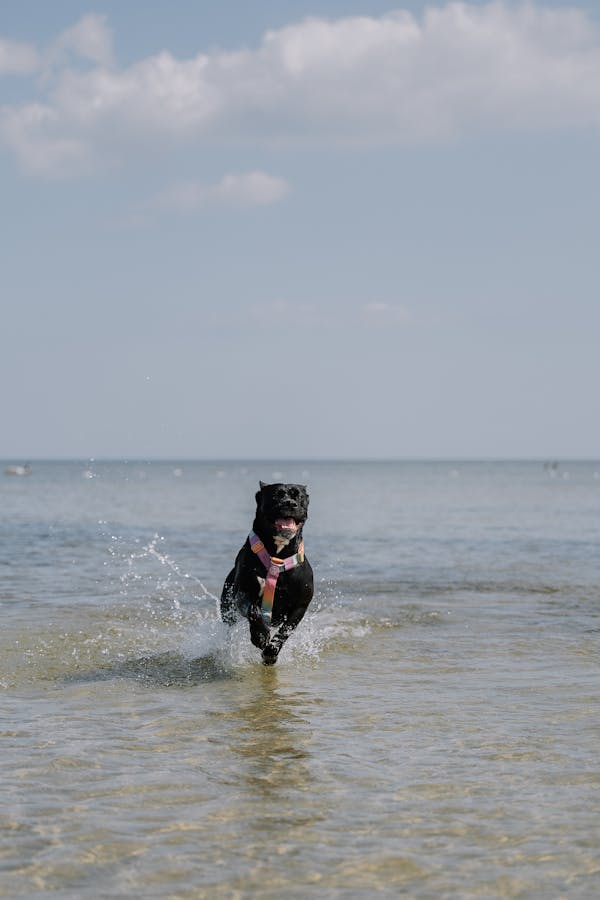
[{"xmin": 4, "ymin": 464, "xmax": 32, "ymax": 476}]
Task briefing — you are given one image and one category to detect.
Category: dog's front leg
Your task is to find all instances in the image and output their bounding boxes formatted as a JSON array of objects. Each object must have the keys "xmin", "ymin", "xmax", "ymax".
[
  {"xmin": 261, "ymin": 622, "xmax": 296, "ymax": 665},
  {"xmin": 247, "ymin": 603, "xmax": 270, "ymax": 649},
  {"xmin": 261, "ymin": 589, "xmax": 312, "ymax": 664}
]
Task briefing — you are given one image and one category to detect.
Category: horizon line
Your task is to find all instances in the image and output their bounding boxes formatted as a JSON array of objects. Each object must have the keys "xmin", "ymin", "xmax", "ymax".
[{"xmin": 2, "ymin": 456, "xmax": 598, "ymax": 464}]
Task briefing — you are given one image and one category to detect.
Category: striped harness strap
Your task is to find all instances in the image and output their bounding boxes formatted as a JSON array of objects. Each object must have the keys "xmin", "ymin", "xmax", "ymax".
[{"xmin": 249, "ymin": 530, "xmax": 305, "ymax": 623}]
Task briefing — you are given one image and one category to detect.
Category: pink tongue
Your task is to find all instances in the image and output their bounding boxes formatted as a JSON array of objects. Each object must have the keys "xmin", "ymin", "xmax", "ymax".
[{"xmin": 275, "ymin": 518, "xmax": 298, "ymax": 533}]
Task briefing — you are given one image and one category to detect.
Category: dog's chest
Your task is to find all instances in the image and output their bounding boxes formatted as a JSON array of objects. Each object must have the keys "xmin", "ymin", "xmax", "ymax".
[{"xmin": 273, "ymin": 535, "xmax": 291, "ymax": 553}]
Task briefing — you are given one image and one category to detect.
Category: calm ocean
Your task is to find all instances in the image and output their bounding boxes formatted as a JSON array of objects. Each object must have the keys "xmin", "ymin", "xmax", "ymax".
[{"xmin": 1, "ymin": 460, "xmax": 599, "ymax": 898}]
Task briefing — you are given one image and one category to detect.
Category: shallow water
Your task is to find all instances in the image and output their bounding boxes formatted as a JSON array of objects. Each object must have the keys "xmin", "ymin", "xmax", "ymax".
[{"xmin": 1, "ymin": 460, "xmax": 599, "ymax": 898}]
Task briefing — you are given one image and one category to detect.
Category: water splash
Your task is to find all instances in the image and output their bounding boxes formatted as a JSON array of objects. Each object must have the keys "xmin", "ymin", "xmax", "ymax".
[
  {"xmin": 143, "ymin": 535, "xmax": 219, "ymax": 605},
  {"xmin": 0, "ymin": 527, "xmax": 382, "ymax": 690},
  {"xmin": 102, "ymin": 528, "xmax": 218, "ymax": 606},
  {"xmin": 101, "ymin": 529, "xmax": 375, "ymax": 664}
]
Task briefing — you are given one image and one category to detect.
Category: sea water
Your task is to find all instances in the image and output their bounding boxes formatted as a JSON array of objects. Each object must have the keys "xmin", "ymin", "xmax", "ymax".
[{"xmin": 1, "ymin": 460, "xmax": 599, "ymax": 898}]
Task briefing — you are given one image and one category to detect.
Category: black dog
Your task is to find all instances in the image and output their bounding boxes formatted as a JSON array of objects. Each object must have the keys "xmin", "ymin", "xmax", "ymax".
[{"xmin": 220, "ymin": 482, "xmax": 314, "ymax": 665}]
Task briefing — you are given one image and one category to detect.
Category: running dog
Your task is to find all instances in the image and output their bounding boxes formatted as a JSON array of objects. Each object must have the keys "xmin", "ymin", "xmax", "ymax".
[{"xmin": 220, "ymin": 481, "xmax": 314, "ymax": 665}]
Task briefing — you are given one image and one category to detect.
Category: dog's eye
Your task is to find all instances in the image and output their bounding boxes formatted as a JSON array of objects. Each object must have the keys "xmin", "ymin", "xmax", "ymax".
[{"xmin": 289, "ymin": 487, "xmax": 299, "ymax": 498}]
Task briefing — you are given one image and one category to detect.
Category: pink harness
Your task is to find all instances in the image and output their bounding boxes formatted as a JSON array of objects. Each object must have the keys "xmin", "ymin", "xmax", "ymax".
[{"xmin": 249, "ymin": 530, "xmax": 305, "ymax": 623}]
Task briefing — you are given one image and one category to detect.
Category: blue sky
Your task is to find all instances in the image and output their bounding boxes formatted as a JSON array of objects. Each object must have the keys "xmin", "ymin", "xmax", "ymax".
[{"xmin": 1, "ymin": 1, "xmax": 599, "ymax": 460}]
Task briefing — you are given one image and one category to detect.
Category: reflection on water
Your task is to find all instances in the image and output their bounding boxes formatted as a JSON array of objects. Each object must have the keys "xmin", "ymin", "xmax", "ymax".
[{"xmin": 230, "ymin": 668, "xmax": 312, "ymax": 802}]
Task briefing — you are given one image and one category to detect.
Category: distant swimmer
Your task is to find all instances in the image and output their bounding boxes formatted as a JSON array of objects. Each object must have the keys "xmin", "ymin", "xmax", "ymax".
[{"xmin": 4, "ymin": 464, "xmax": 32, "ymax": 476}]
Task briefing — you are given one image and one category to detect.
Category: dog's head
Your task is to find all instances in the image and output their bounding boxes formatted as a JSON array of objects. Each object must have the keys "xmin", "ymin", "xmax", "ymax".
[{"xmin": 254, "ymin": 481, "xmax": 309, "ymax": 540}]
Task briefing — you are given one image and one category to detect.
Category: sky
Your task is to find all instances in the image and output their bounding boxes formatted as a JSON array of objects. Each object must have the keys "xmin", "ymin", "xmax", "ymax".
[{"xmin": 1, "ymin": 0, "xmax": 599, "ymax": 460}]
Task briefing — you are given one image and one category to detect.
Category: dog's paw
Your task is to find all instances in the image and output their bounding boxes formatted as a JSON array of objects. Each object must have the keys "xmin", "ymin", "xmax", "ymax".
[{"xmin": 261, "ymin": 644, "xmax": 279, "ymax": 666}]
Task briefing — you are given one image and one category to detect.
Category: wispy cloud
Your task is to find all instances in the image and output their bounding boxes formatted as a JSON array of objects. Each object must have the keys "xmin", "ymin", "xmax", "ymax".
[
  {"xmin": 2, "ymin": 3, "xmax": 600, "ymax": 176},
  {"xmin": 362, "ymin": 303, "xmax": 411, "ymax": 325},
  {"xmin": 48, "ymin": 14, "xmax": 115, "ymax": 70},
  {"xmin": 155, "ymin": 172, "xmax": 290, "ymax": 213},
  {"xmin": 0, "ymin": 14, "xmax": 112, "ymax": 78},
  {"xmin": 0, "ymin": 38, "xmax": 39, "ymax": 75},
  {"xmin": 208, "ymin": 299, "xmax": 414, "ymax": 331}
]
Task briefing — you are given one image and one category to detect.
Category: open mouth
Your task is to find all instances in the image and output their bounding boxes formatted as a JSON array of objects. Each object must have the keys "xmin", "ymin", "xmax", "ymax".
[{"xmin": 274, "ymin": 517, "xmax": 300, "ymax": 536}]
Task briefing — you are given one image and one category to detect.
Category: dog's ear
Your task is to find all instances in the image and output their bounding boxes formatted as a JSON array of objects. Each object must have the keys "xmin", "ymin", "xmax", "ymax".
[{"xmin": 259, "ymin": 480, "xmax": 267, "ymax": 490}]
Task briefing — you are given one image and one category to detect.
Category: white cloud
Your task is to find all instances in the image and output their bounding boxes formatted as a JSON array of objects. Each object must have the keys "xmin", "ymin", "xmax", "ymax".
[
  {"xmin": 1, "ymin": 103, "xmax": 92, "ymax": 177},
  {"xmin": 2, "ymin": 3, "xmax": 600, "ymax": 176},
  {"xmin": 0, "ymin": 38, "xmax": 39, "ymax": 75},
  {"xmin": 48, "ymin": 14, "xmax": 115, "ymax": 69},
  {"xmin": 155, "ymin": 171, "xmax": 290, "ymax": 213},
  {"xmin": 0, "ymin": 15, "xmax": 113, "ymax": 78},
  {"xmin": 362, "ymin": 302, "xmax": 411, "ymax": 325},
  {"xmin": 209, "ymin": 171, "xmax": 290, "ymax": 206},
  {"xmin": 210, "ymin": 299, "xmax": 413, "ymax": 330}
]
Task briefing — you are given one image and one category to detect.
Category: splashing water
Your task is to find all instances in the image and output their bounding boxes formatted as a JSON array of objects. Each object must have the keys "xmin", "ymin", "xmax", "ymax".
[
  {"xmin": 3, "ymin": 520, "xmax": 383, "ymax": 692},
  {"xmin": 88, "ymin": 528, "xmax": 372, "ymax": 680},
  {"xmin": 143, "ymin": 534, "xmax": 220, "ymax": 606}
]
